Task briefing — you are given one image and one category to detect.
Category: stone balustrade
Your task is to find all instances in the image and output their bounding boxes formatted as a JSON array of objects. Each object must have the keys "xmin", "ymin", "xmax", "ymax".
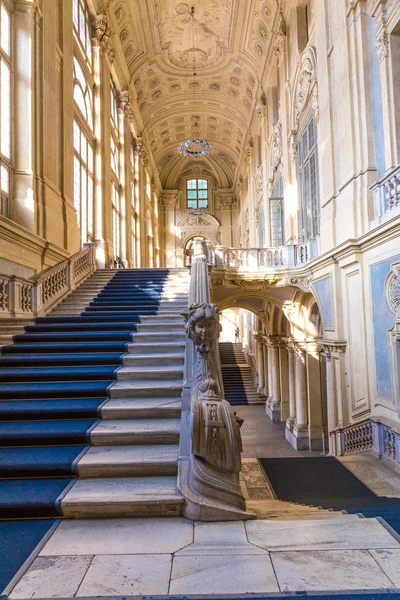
[
  {"xmin": 212, "ymin": 239, "xmax": 318, "ymax": 271},
  {"xmin": 0, "ymin": 244, "xmax": 96, "ymax": 319},
  {"xmin": 371, "ymin": 164, "xmax": 400, "ymax": 218}
]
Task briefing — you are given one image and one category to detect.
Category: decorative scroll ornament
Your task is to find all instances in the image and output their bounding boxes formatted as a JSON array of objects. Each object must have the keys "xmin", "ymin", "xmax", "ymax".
[
  {"xmin": 271, "ymin": 125, "xmax": 283, "ymax": 173},
  {"xmin": 295, "ymin": 58, "xmax": 313, "ymax": 119},
  {"xmin": 179, "ymin": 138, "xmax": 213, "ymax": 158},
  {"xmin": 92, "ymin": 14, "xmax": 115, "ymax": 63},
  {"xmin": 234, "ymin": 278, "xmax": 277, "ymax": 291},
  {"xmin": 385, "ymin": 262, "xmax": 400, "ymax": 315}
]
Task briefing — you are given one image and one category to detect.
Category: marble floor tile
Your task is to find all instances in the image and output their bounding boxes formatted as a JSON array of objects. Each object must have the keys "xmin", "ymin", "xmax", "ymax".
[
  {"xmin": 176, "ymin": 521, "xmax": 267, "ymax": 555},
  {"xmin": 245, "ymin": 517, "xmax": 400, "ymax": 551},
  {"xmin": 40, "ymin": 518, "xmax": 193, "ymax": 556},
  {"xmin": 9, "ymin": 555, "xmax": 93, "ymax": 599},
  {"xmin": 170, "ymin": 554, "xmax": 279, "ymax": 594},
  {"xmin": 76, "ymin": 554, "xmax": 171, "ymax": 596},
  {"xmin": 271, "ymin": 549, "xmax": 394, "ymax": 591},
  {"xmin": 370, "ymin": 549, "xmax": 400, "ymax": 587}
]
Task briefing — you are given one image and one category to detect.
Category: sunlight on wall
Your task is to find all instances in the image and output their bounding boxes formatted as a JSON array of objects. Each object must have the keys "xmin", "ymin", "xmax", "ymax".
[
  {"xmin": 285, "ymin": 183, "xmax": 298, "ymax": 217},
  {"xmin": 220, "ymin": 308, "xmax": 241, "ymax": 342}
]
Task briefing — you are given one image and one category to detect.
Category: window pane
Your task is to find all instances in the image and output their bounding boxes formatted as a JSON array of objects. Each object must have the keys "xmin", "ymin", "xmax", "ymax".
[
  {"xmin": 1, "ymin": 6, "xmax": 10, "ymax": 56},
  {"xmin": 198, "ymin": 199, "xmax": 208, "ymax": 208},
  {"xmin": 0, "ymin": 164, "xmax": 8, "ymax": 193},
  {"xmin": 187, "ymin": 179, "xmax": 197, "ymax": 189},
  {"xmin": 187, "ymin": 190, "xmax": 197, "ymax": 199},
  {"xmin": 73, "ymin": 121, "xmax": 80, "ymax": 151},
  {"xmin": 198, "ymin": 179, "xmax": 207, "ymax": 189},
  {"xmin": 198, "ymin": 190, "xmax": 208, "ymax": 199},
  {"xmin": 187, "ymin": 200, "xmax": 197, "ymax": 209},
  {"xmin": 1, "ymin": 59, "xmax": 11, "ymax": 159}
]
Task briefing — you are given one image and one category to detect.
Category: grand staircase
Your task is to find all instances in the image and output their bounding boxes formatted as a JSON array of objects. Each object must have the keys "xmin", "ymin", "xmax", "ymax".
[
  {"xmin": 219, "ymin": 342, "xmax": 264, "ymax": 405},
  {"xmin": 0, "ymin": 268, "xmax": 189, "ymax": 519}
]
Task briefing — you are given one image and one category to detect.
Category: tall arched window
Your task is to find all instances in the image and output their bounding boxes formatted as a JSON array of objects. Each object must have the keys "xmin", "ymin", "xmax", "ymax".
[
  {"xmin": 186, "ymin": 178, "xmax": 208, "ymax": 209},
  {"xmin": 0, "ymin": 2, "xmax": 11, "ymax": 217},
  {"xmin": 73, "ymin": 0, "xmax": 94, "ymax": 246},
  {"xmin": 269, "ymin": 176, "xmax": 284, "ymax": 247},
  {"xmin": 297, "ymin": 117, "xmax": 319, "ymax": 241},
  {"xmin": 110, "ymin": 81, "xmax": 121, "ymax": 260}
]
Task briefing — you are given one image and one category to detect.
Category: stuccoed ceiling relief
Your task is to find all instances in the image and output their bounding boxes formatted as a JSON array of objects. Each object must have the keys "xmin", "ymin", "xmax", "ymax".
[{"xmin": 114, "ymin": 0, "xmax": 277, "ymax": 187}]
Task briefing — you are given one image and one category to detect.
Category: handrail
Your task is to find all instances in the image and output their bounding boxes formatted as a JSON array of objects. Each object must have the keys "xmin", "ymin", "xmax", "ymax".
[
  {"xmin": 0, "ymin": 244, "xmax": 96, "ymax": 319},
  {"xmin": 178, "ymin": 236, "xmax": 253, "ymax": 520}
]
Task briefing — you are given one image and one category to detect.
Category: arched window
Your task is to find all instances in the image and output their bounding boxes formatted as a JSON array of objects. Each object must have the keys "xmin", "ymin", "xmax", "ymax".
[
  {"xmin": 73, "ymin": 2, "xmax": 94, "ymax": 248},
  {"xmin": 110, "ymin": 81, "xmax": 122, "ymax": 260},
  {"xmin": 186, "ymin": 178, "xmax": 208, "ymax": 209},
  {"xmin": 297, "ymin": 117, "xmax": 319, "ymax": 241},
  {"xmin": 73, "ymin": 0, "xmax": 92, "ymax": 66},
  {"xmin": 269, "ymin": 176, "xmax": 284, "ymax": 247},
  {"xmin": 0, "ymin": 2, "xmax": 11, "ymax": 217}
]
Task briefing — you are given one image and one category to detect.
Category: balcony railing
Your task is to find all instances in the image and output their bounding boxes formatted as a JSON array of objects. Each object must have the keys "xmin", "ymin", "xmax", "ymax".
[
  {"xmin": 371, "ymin": 164, "xmax": 400, "ymax": 218},
  {"xmin": 212, "ymin": 239, "xmax": 318, "ymax": 270},
  {"xmin": 0, "ymin": 244, "xmax": 96, "ymax": 319}
]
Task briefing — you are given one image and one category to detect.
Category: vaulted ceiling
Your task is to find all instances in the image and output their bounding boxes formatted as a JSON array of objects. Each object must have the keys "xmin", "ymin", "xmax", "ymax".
[{"xmin": 112, "ymin": 0, "xmax": 279, "ymax": 188}]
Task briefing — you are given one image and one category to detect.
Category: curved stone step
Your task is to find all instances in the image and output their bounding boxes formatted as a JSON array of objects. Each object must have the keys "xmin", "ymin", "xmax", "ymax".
[
  {"xmin": 101, "ymin": 397, "xmax": 181, "ymax": 419},
  {"xmin": 90, "ymin": 418, "xmax": 181, "ymax": 445},
  {"xmin": 77, "ymin": 444, "xmax": 179, "ymax": 477},
  {"xmin": 61, "ymin": 476, "xmax": 184, "ymax": 518}
]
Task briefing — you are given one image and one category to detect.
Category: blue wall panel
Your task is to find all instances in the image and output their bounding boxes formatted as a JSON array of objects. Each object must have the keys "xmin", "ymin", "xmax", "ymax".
[
  {"xmin": 370, "ymin": 256, "xmax": 400, "ymax": 399},
  {"xmin": 313, "ymin": 278, "xmax": 333, "ymax": 328}
]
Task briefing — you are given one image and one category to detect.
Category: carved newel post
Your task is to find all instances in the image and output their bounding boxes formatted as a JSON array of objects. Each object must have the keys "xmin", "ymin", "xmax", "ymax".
[
  {"xmin": 178, "ymin": 237, "xmax": 252, "ymax": 520},
  {"xmin": 183, "ymin": 302, "xmax": 242, "ymax": 473}
]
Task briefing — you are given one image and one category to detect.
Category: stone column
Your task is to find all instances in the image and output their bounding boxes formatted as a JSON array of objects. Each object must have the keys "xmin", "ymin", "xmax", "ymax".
[
  {"xmin": 265, "ymin": 337, "xmax": 281, "ymax": 422},
  {"xmin": 320, "ymin": 341, "xmax": 347, "ymax": 455},
  {"xmin": 306, "ymin": 342, "xmax": 324, "ymax": 451},
  {"xmin": 254, "ymin": 334, "xmax": 266, "ymax": 395},
  {"xmin": 291, "ymin": 343, "xmax": 309, "ymax": 450},
  {"xmin": 286, "ymin": 341, "xmax": 296, "ymax": 430},
  {"xmin": 92, "ymin": 39, "xmax": 105, "ymax": 266}
]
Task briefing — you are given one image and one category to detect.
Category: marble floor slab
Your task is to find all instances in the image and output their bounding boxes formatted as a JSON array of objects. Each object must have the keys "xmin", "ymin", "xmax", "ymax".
[
  {"xmin": 245, "ymin": 517, "xmax": 400, "ymax": 551},
  {"xmin": 176, "ymin": 521, "xmax": 267, "ymax": 556},
  {"xmin": 370, "ymin": 549, "xmax": 400, "ymax": 587},
  {"xmin": 9, "ymin": 555, "xmax": 93, "ymax": 599},
  {"xmin": 170, "ymin": 554, "xmax": 279, "ymax": 594},
  {"xmin": 40, "ymin": 518, "xmax": 193, "ymax": 556},
  {"xmin": 271, "ymin": 549, "xmax": 395, "ymax": 591},
  {"xmin": 76, "ymin": 554, "xmax": 172, "ymax": 596}
]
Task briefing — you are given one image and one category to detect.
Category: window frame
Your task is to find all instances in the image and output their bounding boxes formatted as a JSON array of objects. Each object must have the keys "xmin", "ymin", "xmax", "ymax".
[
  {"xmin": 297, "ymin": 117, "xmax": 320, "ymax": 242},
  {"xmin": 186, "ymin": 178, "xmax": 209, "ymax": 210},
  {"xmin": 0, "ymin": 0, "xmax": 12, "ymax": 218},
  {"xmin": 269, "ymin": 176, "xmax": 284, "ymax": 247}
]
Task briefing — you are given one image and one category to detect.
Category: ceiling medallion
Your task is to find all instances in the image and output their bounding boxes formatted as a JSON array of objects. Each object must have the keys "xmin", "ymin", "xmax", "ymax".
[
  {"xmin": 179, "ymin": 138, "xmax": 213, "ymax": 157},
  {"xmin": 178, "ymin": 7, "xmax": 212, "ymax": 158}
]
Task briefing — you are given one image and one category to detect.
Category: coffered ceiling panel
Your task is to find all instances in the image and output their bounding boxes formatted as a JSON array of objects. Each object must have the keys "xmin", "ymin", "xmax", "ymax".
[{"xmin": 119, "ymin": 0, "xmax": 277, "ymax": 187}]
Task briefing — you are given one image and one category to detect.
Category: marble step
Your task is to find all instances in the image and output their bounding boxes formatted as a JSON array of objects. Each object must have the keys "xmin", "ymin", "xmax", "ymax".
[
  {"xmin": 148, "ymin": 312, "xmax": 185, "ymax": 319},
  {"xmin": 136, "ymin": 322, "xmax": 183, "ymax": 332},
  {"xmin": 110, "ymin": 379, "xmax": 183, "ymax": 398},
  {"xmin": 117, "ymin": 365, "xmax": 184, "ymax": 381},
  {"xmin": 127, "ymin": 341, "xmax": 185, "ymax": 354},
  {"xmin": 91, "ymin": 418, "xmax": 181, "ymax": 445},
  {"xmin": 130, "ymin": 332, "xmax": 186, "ymax": 343},
  {"xmin": 101, "ymin": 397, "xmax": 182, "ymax": 419},
  {"xmin": 77, "ymin": 444, "xmax": 179, "ymax": 477},
  {"xmin": 61, "ymin": 476, "xmax": 184, "ymax": 517},
  {"xmin": 123, "ymin": 353, "xmax": 184, "ymax": 367},
  {"xmin": 140, "ymin": 315, "xmax": 184, "ymax": 323}
]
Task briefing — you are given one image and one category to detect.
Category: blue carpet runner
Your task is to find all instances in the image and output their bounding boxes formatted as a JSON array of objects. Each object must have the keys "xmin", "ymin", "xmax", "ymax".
[
  {"xmin": 0, "ymin": 269, "xmax": 169, "ymax": 520},
  {"xmin": 0, "ymin": 519, "xmax": 56, "ymax": 594},
  {"xmin": 260, "ymin": 457, "xmax": 400, "ymax": 537}
]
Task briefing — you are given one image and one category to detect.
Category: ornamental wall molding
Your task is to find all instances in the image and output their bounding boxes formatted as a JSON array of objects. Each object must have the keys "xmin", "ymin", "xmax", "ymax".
[
  {"xmin": 217, "ymin": 190, "xmax": 237, "ymax": 209},
  {"xmin": 92, "ymin": 14, "xmax": 116, "ymax": 63},
  {"xmin": 272, "ymin": 8, "xmax": 287, "ymax": 59},
  {"xmin": 159, "ymin": 189, "xmax": 179, "ymax": 210},
  {"xmin": 233, "ymin": 277, "xmax": 278, "ymax": 291},
  {"xmin": 319, "ymin": 339, "xmax": 347, "ymax": 357},
  {"xmin": 291, "ymin": 47, "xmax": 318, "ymax": 134},
  {"xmin": 255, "ymin": 165, "xmax": 264, "ymax": 200},
  {"xmin": 270, "ymin": 124, "xmax": 283, "ymax": 178},
  {"xmin": 385, "ymin": 261, "xmax": 400, "ymax": 315},
  {"xmin": 288, "ymin": 274, "xmax": 313, "ymax": 292}
]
